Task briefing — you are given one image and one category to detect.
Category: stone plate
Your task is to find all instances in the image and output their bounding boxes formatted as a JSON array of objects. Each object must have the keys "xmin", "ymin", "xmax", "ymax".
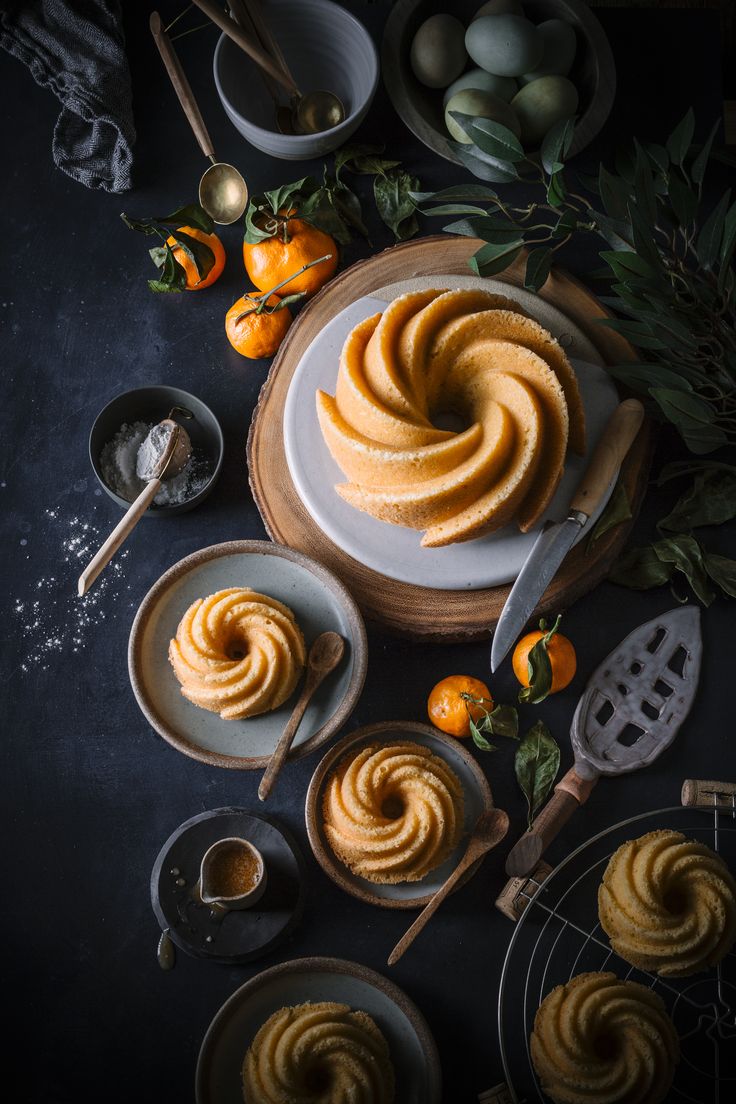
[
  {"xmin": 195, "ymin": 956, "xmax": 442, "ymax": 1104},
  {"xmin": 305, "ymin": 720, "xmax": 494, "ymax": 909},
  {"xmin": 283, "ymin": 275, "xmax": 619, "ymax": 590},
  {"xmin": 128, "ymin": 541, "xmax": 367, "ymax": 769},
  {"xmin": 151, "ymin": 808, "xmax": 306, "ymax": 964}
]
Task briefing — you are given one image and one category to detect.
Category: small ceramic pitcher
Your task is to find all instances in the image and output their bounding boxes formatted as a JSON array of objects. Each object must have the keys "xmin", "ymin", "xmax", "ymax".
[{"xmin": 199, "ymin": 836, "xmax": 267, "ymax": 910}]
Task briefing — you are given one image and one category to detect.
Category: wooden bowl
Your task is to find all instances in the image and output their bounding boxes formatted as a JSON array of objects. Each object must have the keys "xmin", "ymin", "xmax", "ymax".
[
  {"xmin": 305, "ymin": 720, "xmax": 493, "ymax": 909},
  {"xmin": 381, "ymin": 0, "xmax": 616, "ymax": 163}
]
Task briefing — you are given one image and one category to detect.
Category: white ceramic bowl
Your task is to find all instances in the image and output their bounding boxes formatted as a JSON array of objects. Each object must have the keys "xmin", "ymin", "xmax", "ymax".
[{"xmin": 213, "ymin": 0, "xmax": 379, "ymax": 160}]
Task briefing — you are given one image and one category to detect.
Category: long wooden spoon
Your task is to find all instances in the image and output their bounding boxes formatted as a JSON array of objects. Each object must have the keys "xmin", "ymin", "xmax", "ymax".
[
  {"xmin": 388, "ymin": 807, "xmax": 510, "ymax": 966},
  {"xmin": 258, "ymin": 632, "xmax": 345, "ymax": 801}
]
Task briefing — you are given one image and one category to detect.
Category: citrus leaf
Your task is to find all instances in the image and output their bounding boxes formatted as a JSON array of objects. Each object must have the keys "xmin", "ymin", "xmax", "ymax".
[
  {"xmin": 518, "ymin": 615, "xmax": 561, "ymax": 705},
  {"xmin": 606, "ymin": 362, "xmax": 694, "ymax": 392},
  {"xmin": 653, "ymin": 534, "xmax": 715, "ymax": 605},
  {"xmin": 156, "ymin": 203, "xmax": 213, "ymax": 233},
  {"xmin": 586, "ymin": 480, "xmax": 632, "ymax": 551},
  {"xmin": 704, "ymin": 553, "xmax": 736, "ymax": 597},
  {"xmin": 515, "ymin": 721, "xmax": 560, "ymax": 828},
  {"xmin": 487, "ymin": 703, "xmax": 519, "ymax": 741},
  {"xmin": 658, "ymin": 467, "xmax": 736, "ymax": 532},
  {"xmin": 373, "ymin": 169, "xmax": 420, "ymax": 240},
  {"xmin": 168, "ymin": 229, "xmax": 215, "ymax": 282},
  {"xmin": 470, "ymin": 716, "xmax": 496, "ymax": 752},
  {"xmin": 524, "ymin": 246, "xmax": 552, "ymax": 292},
  {"xmin": 609, "ymin": 545, "xmax": 675, "ymax": 589}
]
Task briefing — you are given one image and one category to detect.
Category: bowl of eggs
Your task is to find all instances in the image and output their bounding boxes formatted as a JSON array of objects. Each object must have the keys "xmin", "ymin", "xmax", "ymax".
[{"xmin": 382, "ymin": 0, "xmax": 615, "ymax": 163}]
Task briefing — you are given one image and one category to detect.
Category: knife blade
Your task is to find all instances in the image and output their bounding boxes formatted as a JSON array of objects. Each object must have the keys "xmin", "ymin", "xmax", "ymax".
[{"xmin": 490, "ymin": 398, "xmax": 645, "ymax": 672}]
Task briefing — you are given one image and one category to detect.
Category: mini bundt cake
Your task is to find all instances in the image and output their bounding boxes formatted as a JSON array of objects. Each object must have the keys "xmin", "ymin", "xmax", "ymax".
[
  {"xmin": 530, "ymin": 972, "xmax": 679, "ymax": 1104},
  {"xmin": 322, "ymin": 742, "xmax": 464, "ymax": 883},
  {"xmin": 316, "ymin": 288, "xmax": 585, "ymax": 546},
  {"xmin": 242, "ymin": 1001, "xmax": 395, "ymax": 1104},
  {"xmin": 598, "ymin": 829, "xmax": 736, "ymax": 977},
  {"xmin": 168, "ymin": 587, "xmax": 306, "ymax": 720}
]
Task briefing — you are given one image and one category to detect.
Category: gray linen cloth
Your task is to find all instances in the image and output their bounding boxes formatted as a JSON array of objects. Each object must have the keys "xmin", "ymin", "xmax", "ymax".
[{"xmin": 0, "ymin": 0, "xmax": 136, "ymax": 192}]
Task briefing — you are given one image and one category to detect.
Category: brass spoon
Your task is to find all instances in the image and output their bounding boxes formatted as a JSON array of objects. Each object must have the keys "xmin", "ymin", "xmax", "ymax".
[
  {"xmin": 202, "ymin": 0, "xmax": 344, "ymax": 135},
  {"xmin": 258, "ymin": 632, "xmax": 345, "ymax": 802},
  {"xmin": 150, "ymin": 12, "xmax": 248, "ymax": 225},
  {"xmin": 387, "ymin": 808, "xmax": 510, "ymax": 966}
]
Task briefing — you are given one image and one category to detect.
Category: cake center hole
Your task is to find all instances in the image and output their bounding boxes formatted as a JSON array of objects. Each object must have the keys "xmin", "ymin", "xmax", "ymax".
[
  {"xmin": 304, "ymin": 1066, "xmax": 331, "ymax": 1092},
  {"xmin": 381, "ymin": 795, "xmax": 404, "ymax": 820},
  {"xmin": 594, "ymin": 1033, "xmax": 619, "ymax": 1061},
  {"xmin": 432, "ymin": 408, "xmax": 469, "ymax": 433},
  {"xmin": 227, "ymin": 638, "xmax": 248, "ymax": 661},
  {"xmin": 664, "ymin": 887, "xmax": 687, "ymax": 914}
]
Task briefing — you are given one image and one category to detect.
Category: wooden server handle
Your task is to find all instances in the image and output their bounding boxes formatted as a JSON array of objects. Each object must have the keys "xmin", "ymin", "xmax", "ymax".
[
  {"xmin": 150, "ymin": 12, "xmax": 215, "ymax": 159},
  {"xmin": 570, "ymin": 399, "xmax": 645, "ymax": 517},
  {"xmin": 191, "ymin": 0, "xmax": 299, "ymax": 95},
  {"xmin": 504, "ymin": 769, "xmax": 598, "ymax": 878}
]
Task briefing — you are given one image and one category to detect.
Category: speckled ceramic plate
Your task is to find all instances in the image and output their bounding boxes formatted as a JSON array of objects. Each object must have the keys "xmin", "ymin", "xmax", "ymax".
[
  {"xmin": 195, "ymin": 956, "xmax": 442, "ymax": 1104},
  {"xmin": 283, "ymin": 275, "xmax": 620, "ymax": 590},
  {"xmin": 128, "ymin": 541, "xmax": 367, "ymax": 769},
  {"xmin": 305, "ymin": 720, "xmax": 493, "ymax": 909}
]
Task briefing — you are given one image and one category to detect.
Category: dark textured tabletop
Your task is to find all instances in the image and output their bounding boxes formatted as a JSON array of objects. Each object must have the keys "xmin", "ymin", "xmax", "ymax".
[{"xmin": 2, "ymin": 3, "xmax": 732, "ymax": 1101}]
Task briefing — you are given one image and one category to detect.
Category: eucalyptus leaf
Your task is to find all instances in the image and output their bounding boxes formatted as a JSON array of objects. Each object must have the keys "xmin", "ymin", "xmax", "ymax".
[
  {"xmin": 409, "ymin": 184, "xmax": 499, "ymax": 204},
  {"xmin": 515, "ymin": 721, "xmax": 561, "ymax": 828},
  {"xmin": 696, "ymin": 189, "xmax": 731, "ymax": 269},
  {"xmin": 470, "ymin": 240, "xmax": 523, "ymax": 276},
  {"xmin": 547, "ymin": 169, "xmax": 566, "ymax": 207},
  {"xmin": 452, "ymin": 113, "xmax": 526, "ymax": 162},
  {"xmin": 451, "ymin": 142, "xmax": 520, "ymax": 184},
  {"xmin": 334, "ymin": 144, "xmax": 400, "ymax": 178},
  {"xmin": 596, "ymin": 317, "xmax": 668, "ymax": 350},
  {"xmin": 443, "ymin": 215, "xmax": 521, "ymax": 242},
  {"xmin": 666, "ymin": 170, "xmax": 698, "ymax": 228},
  {"xmin": 600, "ymin": 250, "xmax": 656, "ymax": 281},
  {"xmin": 422, "ymin": 203, "xmax": 491, "ymax": 217},
  {"xmin": 691, "ymin": 118, "xmax": 721, "ymax": 186},
  {"xmin": 633, "ymin": 139, "xmax": 657, "ymax": 226},
  {"xmin": 541, "ymin": 116, "xmax": 575, "ymax": 175},
  {"xmin": 666, "ymin": 107, "xmax": 695, "ymax": 167},
  {"xmin": 598, "ymin": 164, "xmax": 629, "ymax": 220},
  {"xmin": 606, "ymin": 362, "xmax": 694, "ymax": 393},
  {"xmin": 524, "ymin": 247, "xmax": 552, "ymax": 292}
]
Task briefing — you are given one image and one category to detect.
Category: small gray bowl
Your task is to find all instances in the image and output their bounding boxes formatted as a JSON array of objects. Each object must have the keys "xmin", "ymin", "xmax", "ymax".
[
  {"xmin": 213, "ymin": 0, "xmax": 379, "ymax": 160},
  {"xmin": 89, "ymin": 385, "xmax": 224, "ymax": 517}
]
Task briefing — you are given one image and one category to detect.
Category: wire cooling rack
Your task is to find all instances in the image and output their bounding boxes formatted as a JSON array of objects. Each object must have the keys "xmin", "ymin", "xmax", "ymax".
[{"xmin": 496, "ymin": 793, "xmax": 736, "ymax": 1104}]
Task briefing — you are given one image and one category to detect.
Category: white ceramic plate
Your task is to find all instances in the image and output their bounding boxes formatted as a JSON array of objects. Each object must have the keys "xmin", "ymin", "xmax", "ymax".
[
  {"xmin": 305, "ymin": 721, "xmax": 493, "ymax": 908},
  {"xmin": 283, "ymin": 275, "xmax": 620, "ymax": 590},
  {"xmin": 128, "ymin": 541, "xmax": 367, "ymax": 769},
  {"xmin": 195, "ymin": 957, "xmax": 442, "ymax": 1104}
]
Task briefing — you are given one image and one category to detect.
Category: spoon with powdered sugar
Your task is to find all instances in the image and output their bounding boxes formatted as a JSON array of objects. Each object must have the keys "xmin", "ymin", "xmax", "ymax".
[{"xmin": 78, "ymin": 408, "xmax": 193, "ymax": 597}]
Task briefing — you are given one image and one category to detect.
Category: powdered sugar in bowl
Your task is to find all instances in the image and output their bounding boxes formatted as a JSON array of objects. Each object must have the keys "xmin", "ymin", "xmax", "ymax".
[{"xmin": 89, "ymin": 386, "xmax": 224, "ymax": 516}]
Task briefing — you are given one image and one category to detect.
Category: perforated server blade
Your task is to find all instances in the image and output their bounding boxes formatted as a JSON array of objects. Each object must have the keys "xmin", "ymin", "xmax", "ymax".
[{"xmin": 504, "ymin": 607, "xmax": 702, "ymax": 878}]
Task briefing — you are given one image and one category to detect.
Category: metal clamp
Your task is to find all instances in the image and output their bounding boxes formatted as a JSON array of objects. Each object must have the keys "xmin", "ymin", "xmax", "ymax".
[
  {"xmin": 495, "ymin": 861, "xmax": 553, "ymax": 921},
  {"xmin": 681, "ymin": 779, "xmax": 736, "ymax": 811}
]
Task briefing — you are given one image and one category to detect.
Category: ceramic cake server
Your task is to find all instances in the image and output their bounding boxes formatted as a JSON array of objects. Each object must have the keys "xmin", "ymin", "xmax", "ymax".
[{"xmin": 490, "ymin": 399, "xmax": 644, "ymax": 674}]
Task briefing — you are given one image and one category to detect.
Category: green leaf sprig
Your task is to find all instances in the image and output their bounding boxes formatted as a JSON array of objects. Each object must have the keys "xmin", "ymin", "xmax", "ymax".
[
  {"xmin": 243, "ymin": 146, "xmax": 420, "ymax": 248},
  {"xmin": 609, "ymin": 460, "xmax": 736, "ymax": 603},
  {"xmin": 121, "ymin": 203, "xmax": 215, "ymax": 293},
  {"xmin": 460, "ymin": 692, "xmax": 518, "ymax": 752},
  {"xmin": 586, "ymin": 480, "xmax": 633, "ymax": 552},
  {"xmin": 518, "ymin": 615, "xmax": 563, "ymax": 705},
  {"xmin": 414, "ymin": 110, "xmax": 736, "ymax": 455},
  {"xmin": 514, "ymin": 720, "xmax": 561, "ymax": 828}
]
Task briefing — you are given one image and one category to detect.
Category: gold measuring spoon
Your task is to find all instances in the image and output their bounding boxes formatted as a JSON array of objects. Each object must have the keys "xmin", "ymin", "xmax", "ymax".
[
  {"xmin": 150, "ymin": 12, "xmax": 248, "ymax": 225},
  {"xmin": 199, "ymin": 0, "xmax": 345, "ymax": 135}
]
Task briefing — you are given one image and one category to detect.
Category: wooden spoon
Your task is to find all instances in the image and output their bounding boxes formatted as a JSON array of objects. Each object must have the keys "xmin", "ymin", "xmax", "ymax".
[
  {"xmin": 258, "ymin": 632, "xmax": 345, "ymax": 801},
  {"xmin": 387, "ymin": 807, "xmax": 510, "ymax": 966}
]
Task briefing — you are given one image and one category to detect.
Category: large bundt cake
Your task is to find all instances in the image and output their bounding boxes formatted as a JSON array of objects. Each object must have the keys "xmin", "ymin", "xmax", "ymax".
[{"xmin": 316, "ymin": 288, "xmax": 585, "ymax": 547}]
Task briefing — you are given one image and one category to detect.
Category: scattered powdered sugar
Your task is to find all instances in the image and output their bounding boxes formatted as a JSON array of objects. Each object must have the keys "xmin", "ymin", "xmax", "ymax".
[
  {"xmin": 100, "ymin": 421, "xmax": 213, "ymax": 507},
  {"xmin": 12, "ymin": 507, "xmax": 134, "ymax": 673}
]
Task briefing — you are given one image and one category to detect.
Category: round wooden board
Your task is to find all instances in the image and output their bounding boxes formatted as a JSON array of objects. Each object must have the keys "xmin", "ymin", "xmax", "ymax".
[{"xmin": 248, "ymin": 235, "xmax": 652, "ymax": 642}]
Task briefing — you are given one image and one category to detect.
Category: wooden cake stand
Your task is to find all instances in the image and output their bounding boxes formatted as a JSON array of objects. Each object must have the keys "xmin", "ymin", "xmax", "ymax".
[{"xmin": 248, "ymin": 236, "xmax": 651, "ymax": 642}]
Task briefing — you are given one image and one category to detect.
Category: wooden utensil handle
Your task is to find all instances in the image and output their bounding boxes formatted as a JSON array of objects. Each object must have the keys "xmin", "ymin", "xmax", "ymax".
[
  {"xmin": 228, "ymin": 0, "xmax": 283, "ymax": 102},
  {"xmin": 191, "ymin": 0, "xmax": 299, "ymax": 95},
  {"xmin": 569, "ymin": 398, "xmax": 644, "ymax": 517},
  {"xmin": 78, "ymin": 479, "xmax": 161, "ymax": 597},
  {"xmin": 505, "ymin": 770, "xmax": 597, "ymax": 878},
  {"xmin": 150, "ymin": 12, "xmax": 214, "ymax": 159},
  {"xmin": 387, "ymin": 851, "xmax": 472, "ymax": 966},
  {"xmin": 241, "ymin": 0, "xmax": 295, "ymax": 86},
  {"xmin": 258, "ymin": 663, "xmax": 329, "ymax": 801}
]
